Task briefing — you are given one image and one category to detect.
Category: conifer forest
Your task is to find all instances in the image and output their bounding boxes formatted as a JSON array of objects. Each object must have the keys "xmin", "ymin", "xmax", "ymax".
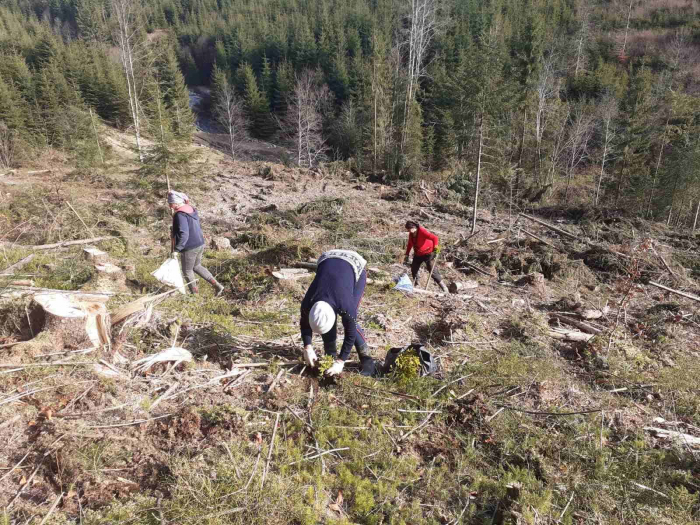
[{"xmin": 1, "ymin": 0, "xmax": 700, "ymax": 221}]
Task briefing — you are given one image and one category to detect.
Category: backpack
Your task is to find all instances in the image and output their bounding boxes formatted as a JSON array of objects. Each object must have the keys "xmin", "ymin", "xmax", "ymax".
[{"xmin": 381, "ymin": 344, "xmax": 438, "ymax": 377}]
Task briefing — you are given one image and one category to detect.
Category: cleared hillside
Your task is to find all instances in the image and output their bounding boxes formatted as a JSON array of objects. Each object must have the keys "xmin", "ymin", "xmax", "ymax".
[{"xmin": 1, "ymin": 133, "xmax": 699, "ymax": 524}]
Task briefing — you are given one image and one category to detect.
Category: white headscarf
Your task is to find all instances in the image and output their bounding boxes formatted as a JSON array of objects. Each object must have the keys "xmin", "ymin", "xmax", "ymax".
[{"xmin": 167, "ymin": 190, "xmax": 189, "ymax": 205}]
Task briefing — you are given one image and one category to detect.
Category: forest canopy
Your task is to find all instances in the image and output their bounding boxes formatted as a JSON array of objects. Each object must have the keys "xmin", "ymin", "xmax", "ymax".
[{"xmin": 1, "ymin": 0, "xmax": 700, "ymax": 222}]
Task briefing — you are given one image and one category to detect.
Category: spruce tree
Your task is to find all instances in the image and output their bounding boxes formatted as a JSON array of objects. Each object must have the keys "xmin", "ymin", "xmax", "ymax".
[
  {"xmin": 271, "ymin": 60, "xmax": 294, "ymax": 113},
  {"xmin": 155, "ymin": 42, "xmax": 195, "ymax": 138},
  {"xmin": 240, "ymin": 62, "xmax": 273, "ymax": 139},
  {"xmin": 0, "ymin": 76, "xmax": 26, "ymax": 131}
]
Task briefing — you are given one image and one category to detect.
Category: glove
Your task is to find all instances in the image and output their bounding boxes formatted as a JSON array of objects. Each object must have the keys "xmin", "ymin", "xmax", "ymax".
[
  {"xmin": 434, "ymin": 245, "xmax": 441, "ymax": 254},
  {"xmin": 302, "ymin": 345, "xmax": 318, "ymax": 367},
  {"xmin": 403, "ymin": 255, "xmax": 410, "ymax": 267},
  {"xmin": 170, "ymin": 251, "xmax": 178, "ymax": 259},
  {"xmin": 325, "ymin": 359, "xmax": 345, "ymax": 377}
]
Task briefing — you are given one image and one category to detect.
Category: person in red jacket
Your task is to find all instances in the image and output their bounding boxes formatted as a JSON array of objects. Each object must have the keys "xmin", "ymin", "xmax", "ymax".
[{"xmin": 404, "ymin": 221, "xmax": 449, "ymax": 292}]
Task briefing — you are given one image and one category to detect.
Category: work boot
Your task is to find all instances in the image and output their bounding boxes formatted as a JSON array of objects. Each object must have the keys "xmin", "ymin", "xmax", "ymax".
[
  {"xmin": 188, "ymin": 283, "xmax": 199, "ymax": 294},
  {"xmin": 357, "ymin": 344, "xmax": 376, "ymax": 377},
  {"xmin": 210, "ymin": 279, "xmax": 225, "ymax": 297},
  {"xmin": 439, "ymin": 281, "xmax": 449, "ymax": 293}
]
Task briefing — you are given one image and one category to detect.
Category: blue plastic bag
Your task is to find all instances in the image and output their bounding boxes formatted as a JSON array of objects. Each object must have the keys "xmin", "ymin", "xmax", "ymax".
[{"xmin": 393, "ymin": 273, "xmax": 413, "ymax": 293}]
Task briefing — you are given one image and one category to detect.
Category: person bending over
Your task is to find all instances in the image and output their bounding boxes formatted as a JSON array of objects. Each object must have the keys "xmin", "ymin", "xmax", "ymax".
[
  {"xmin": 300, "ymin": 249, "xmax": 375, "ymax": 377},
  {"xmin": 403, "ymin": 220, "xmax": 449, "ymax": 293},
  {"xmin": 169, "ymin": 190, "xmax": 225, "ymax": 296}
]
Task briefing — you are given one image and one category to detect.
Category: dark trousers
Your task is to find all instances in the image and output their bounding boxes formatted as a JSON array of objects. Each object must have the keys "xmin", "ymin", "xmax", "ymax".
[
  {"xmin": 411, "ymin": 253, "xmax": 442, "ymax": 284},
  {"xmin": 180, "ymin": 245, "xmax": 214, "ymax": 285},
  {"xmin": 322, "ymin": 270, "xmax": 368, "ymax": 359}
]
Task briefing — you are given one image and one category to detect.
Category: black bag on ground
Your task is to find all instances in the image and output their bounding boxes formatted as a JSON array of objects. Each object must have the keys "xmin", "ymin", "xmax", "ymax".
[{"xmin": 380, "ymin": 344, "xmax": 437, "ymax": 377}]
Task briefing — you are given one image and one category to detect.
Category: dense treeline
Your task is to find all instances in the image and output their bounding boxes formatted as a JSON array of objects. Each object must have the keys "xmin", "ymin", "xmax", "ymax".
[
  {"xmin": 0, "ymin": 0, "xmax": 194, "ymax": 169},
  {"xmin": 2, "ymin": 0, "xmax": 700, "ymax": 225}
]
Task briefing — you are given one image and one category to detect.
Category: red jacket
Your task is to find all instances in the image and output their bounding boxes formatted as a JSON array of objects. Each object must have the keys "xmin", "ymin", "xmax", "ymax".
[{"xmin": 406, "ymin": 226, "xmax": 439, "ymax": 257}]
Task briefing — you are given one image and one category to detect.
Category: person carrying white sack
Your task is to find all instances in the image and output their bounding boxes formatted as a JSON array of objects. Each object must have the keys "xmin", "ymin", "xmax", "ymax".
[
  {"xmin": 300, "ymin": 250, "xmax": 375, "ymax": 377},
  {"xmin": 168, "ymin": 190, "xmax": 225, "ymax": 296}
]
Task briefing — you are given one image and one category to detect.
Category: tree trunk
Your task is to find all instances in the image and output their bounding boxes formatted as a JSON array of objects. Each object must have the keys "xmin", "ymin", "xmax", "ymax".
[
  {"xmin": 89, "ymin": 109, "xmax": 104, "ymax": 164},
  {"xmin": 113, "ymin": 0, "xmax": 144, "ymax": 163},
  {"xmin": 595, "ymin": 145, "xmax": 607, "ymax": 207},
  {"xmin": 693, "ymin": 200, "xmax": 700, "ymax": 232},
  {"xmin": 472, "ymin": 117, "xmax": 483, "ymax": 234},
  {"xmin": 621, "ymin": 0, "xmax": 633, "ymax": 57},
  {"xmin": 646, "ymin": 119, "xmax": 669, "ymax": 217},
  {"xmin": 615, "ymin": 158, "xmax": 626, "ymax": 206}
]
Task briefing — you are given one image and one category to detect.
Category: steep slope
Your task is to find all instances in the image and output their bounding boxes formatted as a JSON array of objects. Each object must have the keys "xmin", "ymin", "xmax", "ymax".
[{"xmin": 0, "ymin": 135, "xmax": 699, "ymax": 524}]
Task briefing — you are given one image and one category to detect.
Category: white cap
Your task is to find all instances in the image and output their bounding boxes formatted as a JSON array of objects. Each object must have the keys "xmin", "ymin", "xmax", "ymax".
[{"xmin": 309, "ymin": 301, "xmax": 335, "ymax": 334}]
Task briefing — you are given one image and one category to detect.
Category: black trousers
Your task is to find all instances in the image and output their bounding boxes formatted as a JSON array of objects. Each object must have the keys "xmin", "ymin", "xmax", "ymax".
[{"xmin": 411, "ymin": 253, "xmax": 442, "ymax": 284}]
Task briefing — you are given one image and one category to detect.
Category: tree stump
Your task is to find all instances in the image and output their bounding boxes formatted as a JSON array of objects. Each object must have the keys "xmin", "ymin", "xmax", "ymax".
[
  {"xmin": 83, "ymin": 263, "xmax": 127, "ymax": 292},
  {"xmin": 32, "ymin": 293, "xmax": 110, "ymax": 350},
  {"xmin": 210, "ymin": 237, "xmax": 232, "ymax": 251},
  {"xmin": 83, "ymin": 247, "xmax": 108, "ymax": 264},
  {"xmin": 8, "ymin": 294, "xmax": 110, "ymax": 361}
]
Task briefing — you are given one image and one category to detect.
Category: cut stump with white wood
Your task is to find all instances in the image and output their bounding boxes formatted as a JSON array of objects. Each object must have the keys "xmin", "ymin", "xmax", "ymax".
[
  {"xmin": 32, "ymin": 293, "xmax": 110, "ymax": 350},
  {"xmin": 83, "ymin": 247, "xmax": 108, "ymax": 264},
  {"xmin": 8, "ymin": 294, "xmax": 110, "ymax": 363}
]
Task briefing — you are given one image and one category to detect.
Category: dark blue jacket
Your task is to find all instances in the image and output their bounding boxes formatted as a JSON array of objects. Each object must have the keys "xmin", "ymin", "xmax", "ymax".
[
  {"xmin": 300, "ymin": 258, "xmax": 366, "ymax": 360},
  {"xmin": 172, "ymin": 209, "xmax": 205, "ymax": 252}
]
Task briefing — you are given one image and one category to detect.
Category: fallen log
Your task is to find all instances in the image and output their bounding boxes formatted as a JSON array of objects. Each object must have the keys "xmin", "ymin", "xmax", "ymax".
[
  {"xmin": 520, "ymin": 229, "xmax": 559, "ymax": 249},
  {"xmin": 0, "ymin": 254, "xmax": 35, "ymax": 276},
  {"xmin": 1, "ymin": 285, "xmax": 117, "ymax": 298},
  {"xmin": 644, "ymin": 427, "xmax": 700, "ymax": 447},
  {"xmin": 650, "ymin": 246, "xmax": 677, "ymax": 279},
  {"xmin": 649, "ymin": 282, "xmax": 700, "ymax": 303},
  {"xmin": 448, "ymin": 281, "xmax": 479, "ymax": 294},
  {"xmin": 518, "ymin": 213, "xmax": 580, "ymax": 241},
  {"xmin": 1, "ymin": 236, "xmax": 115, "ymax": 251},
  {"xmin": 548, "ymin": 327, "xmax": 594, "ymax": 343},
  {"xmin": 293, "ymin": 262, "xmax": 318, "ymax": 271},
  {"xmin": 272, "ymin": 268, "xmax": 312, "ymax": 280},
  {"xmin": 457, "ymin": 261, "xmax": 495, "ymax": 278},
  {"xmin": 550, "ymin": 313, "xmax": 602, "ymax": 335}
]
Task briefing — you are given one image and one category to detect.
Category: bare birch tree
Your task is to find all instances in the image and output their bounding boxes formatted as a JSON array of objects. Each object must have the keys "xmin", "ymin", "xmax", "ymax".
[
  {"xmin": 595, "ymin": 95, "xmax": 618, "ymax": 206},
  {"xmin": 400, "ymin": 0, "xmax": 439, "ymax": 155},
  {"xmin": 214, "ymin": 83, "xmax": 247, "ymax": 160},
  {"xmin": 546, "ymin": 103, "xmax": 570, "ymax": 187},
  {"xmin": 534, "ymin": 54, "xmax": 559, "ymax": 184},
  {"xmin": 286, "ymin": 70, "xmax": 331, "ymax": 168},
  {"xmin": 618, "ymin": 0, "xmax": 633, "ymax": 59},
  {"xmin": 574, "ymin": 5, "xmax": 591, "ymax": 76},
  {"xmin": 112, "ymin": 0, "xmax": 145, "ymax": 162},
  {"xmin": 0, "ymin": 123, "xmax": 17, "ymax": 170},
  {"xmin": 564, "ymin": 103, "xmax": 594, "ymax": 203}
]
